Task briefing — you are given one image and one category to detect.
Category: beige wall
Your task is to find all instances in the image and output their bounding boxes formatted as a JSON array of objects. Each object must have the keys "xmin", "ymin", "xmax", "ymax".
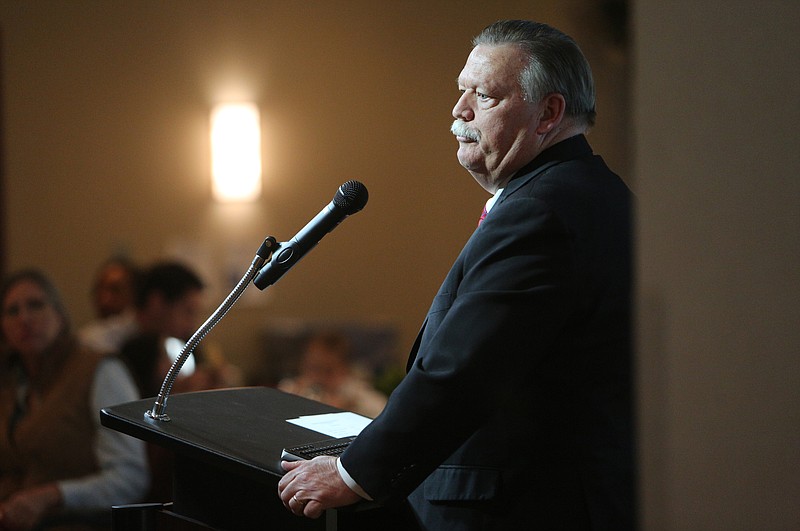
[{"xmin": 634, "ymin": 0, "xmax": 800, "ymax": 529}]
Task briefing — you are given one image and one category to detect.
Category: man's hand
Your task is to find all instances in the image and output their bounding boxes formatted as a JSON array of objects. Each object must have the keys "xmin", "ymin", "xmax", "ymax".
[{"xmin": 277, "ymin": 456, "xmax": 363, "ymax": 519}]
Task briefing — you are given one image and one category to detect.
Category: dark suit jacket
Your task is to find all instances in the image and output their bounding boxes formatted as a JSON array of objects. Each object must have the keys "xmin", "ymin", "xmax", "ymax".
[{"xmin": 341, "ymin": 135, "xmax": 635, "ymax": 530}]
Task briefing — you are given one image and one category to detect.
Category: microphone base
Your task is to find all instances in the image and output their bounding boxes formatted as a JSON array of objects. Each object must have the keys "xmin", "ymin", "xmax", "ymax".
[{"xmin": 146, "ymin": 402, "xmax": 171, "ymax": 422}]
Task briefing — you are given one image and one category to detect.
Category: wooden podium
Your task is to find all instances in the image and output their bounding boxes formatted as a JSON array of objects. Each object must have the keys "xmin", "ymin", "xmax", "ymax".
[{"xmin": 100, "ymin": 387, "xmax": 414, "ymax": 531}]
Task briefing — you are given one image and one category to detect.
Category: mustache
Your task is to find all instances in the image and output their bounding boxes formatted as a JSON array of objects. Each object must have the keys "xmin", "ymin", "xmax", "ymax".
[{"xmin": 450, "ymin": 120, "xmax": 480, "ymax": 142}]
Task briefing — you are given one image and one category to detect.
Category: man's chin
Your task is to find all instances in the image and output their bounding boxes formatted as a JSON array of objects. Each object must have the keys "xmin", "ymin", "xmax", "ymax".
[
  {"xmin": 457, "ymin": 151, "xmax": 484, "ymax": 173},
  {"xmin": 458, "ymin": 153, "xmax": 486, "ymax": 174}
]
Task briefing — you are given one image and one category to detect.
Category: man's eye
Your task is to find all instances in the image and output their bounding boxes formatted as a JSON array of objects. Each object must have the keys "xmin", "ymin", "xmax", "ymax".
[{"xmin": 476, "ymin": 92, "xmax": 490, "ymax": 101}]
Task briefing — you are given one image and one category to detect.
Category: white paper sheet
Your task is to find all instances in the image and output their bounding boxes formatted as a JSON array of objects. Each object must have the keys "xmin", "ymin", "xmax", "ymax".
[{"xmin": 286, "ymin": 411, "xmax": 372, "ymax": 438}]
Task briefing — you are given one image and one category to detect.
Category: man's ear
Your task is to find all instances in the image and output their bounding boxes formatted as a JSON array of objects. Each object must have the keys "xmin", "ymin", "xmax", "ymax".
[{"xmin": 535, "ymin": 93, "xmax": 567, "ymax": 134}]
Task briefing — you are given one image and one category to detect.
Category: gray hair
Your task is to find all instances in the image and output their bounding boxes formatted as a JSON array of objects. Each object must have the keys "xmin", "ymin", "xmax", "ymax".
[{"xmin": 472, "ymin": 20, "xmax": 596, "ymax": 127}]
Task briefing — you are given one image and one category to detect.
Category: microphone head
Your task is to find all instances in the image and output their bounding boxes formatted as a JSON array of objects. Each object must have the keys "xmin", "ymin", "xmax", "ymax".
[{"xmin": 333, "ymin": 180, "xmax": 369, "ymax": 215}]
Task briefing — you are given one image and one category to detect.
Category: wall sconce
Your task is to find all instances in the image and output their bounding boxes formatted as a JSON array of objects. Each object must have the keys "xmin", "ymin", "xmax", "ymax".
[{"xmin": 210, "ymin": 102, "xmax": 262, "ymax": 202}]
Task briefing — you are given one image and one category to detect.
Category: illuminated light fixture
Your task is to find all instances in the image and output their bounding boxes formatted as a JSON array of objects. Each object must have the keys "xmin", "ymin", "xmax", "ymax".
[{"xmin": 210, "ymin": 102, "xmax": 262, "ymax": 202}]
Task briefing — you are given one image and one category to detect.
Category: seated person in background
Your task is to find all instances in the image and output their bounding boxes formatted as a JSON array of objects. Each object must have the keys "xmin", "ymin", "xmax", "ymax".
[
  {"xmin": 119, "ymin": 261, "xmax": 234, "ymax": 503},
  {"xmin": 278, "ymin": 330, "xmax": 387, "ymax": 418},
  {"xmin": 79, "ymin": 256, "xmax": 139, "ymax": 354},
  {"xmin": 119, "ymin": 261, "xmax": 222, "ymax": 399},
  {"xmin": 0, "ymin": 269, "xmax": 148, "ymax": 531}
]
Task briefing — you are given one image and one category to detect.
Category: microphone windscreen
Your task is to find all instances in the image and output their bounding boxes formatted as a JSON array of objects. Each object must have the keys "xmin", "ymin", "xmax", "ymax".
[{"xmin": 334, "ymin": 180, "xmax": 369, "ymax": 214}]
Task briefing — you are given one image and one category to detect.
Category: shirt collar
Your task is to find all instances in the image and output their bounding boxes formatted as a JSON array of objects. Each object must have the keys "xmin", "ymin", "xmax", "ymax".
[{"xmin": 484, "ymin": 188, "xmax": 504, "ymax": 213}]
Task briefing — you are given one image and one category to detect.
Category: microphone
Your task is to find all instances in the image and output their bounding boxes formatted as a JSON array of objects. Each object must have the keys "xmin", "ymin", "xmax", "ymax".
[{"xmin": 253, "ymin": 180, "xmax": 368, "ymax": 289}]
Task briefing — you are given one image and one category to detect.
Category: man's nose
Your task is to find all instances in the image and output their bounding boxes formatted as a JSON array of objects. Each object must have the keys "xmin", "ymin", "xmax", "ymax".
[{"xmin": 452, "ymin": 92, "xmax": 474, "ymax": 121}]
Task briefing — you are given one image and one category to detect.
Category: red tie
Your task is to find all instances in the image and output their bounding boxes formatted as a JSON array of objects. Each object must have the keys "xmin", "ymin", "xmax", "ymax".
[
  {"xmin": 478, "ymin": 206, "xmax": 488, "ymax": 226},
  {"xmin": 478, "ymin": 197, "xmax": 492, "ymax": 226}
]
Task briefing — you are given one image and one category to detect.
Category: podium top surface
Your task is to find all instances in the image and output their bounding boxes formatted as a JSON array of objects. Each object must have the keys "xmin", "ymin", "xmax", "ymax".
[{"xmin": 100, "ymin": 386, "xmax": 341, "ymax": 484}]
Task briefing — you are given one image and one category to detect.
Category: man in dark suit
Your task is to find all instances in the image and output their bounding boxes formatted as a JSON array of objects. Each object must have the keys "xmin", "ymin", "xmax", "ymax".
[{"xmin": 278, "ymin": 20, "xmax": 635, "ymax": 530}]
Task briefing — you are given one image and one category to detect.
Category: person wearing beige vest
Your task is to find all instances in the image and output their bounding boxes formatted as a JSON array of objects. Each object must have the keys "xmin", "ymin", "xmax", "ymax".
[{"xmin": 0, "ymin": 269, "xmax": 148, "ymax": 531}]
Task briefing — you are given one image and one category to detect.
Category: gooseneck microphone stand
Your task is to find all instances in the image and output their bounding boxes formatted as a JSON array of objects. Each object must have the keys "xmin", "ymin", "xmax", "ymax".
[
  {"xmin": 144, "ymin": 180, "xmax": 369, "ymax": 422},
  {"xmin": 146, "ymin": 237, "xmax": 277, "ymax": 422}
]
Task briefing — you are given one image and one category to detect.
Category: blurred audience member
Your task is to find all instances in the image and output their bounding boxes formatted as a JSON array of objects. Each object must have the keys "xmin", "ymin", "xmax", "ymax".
[
  {"xmin": 118, "ymin": 261, "xmax": 236, "ymax": 503},
  {"xmin": 89, "ymin": 257, "xmax": 137, "ymax": 319},
  {"xmin": 79, "ymin": 257, "xmax": 139, "ymax": 354},
  {"xmin": 0, "ymin": 269, "xmax": 148, "ymax": 531},
  {"xmin": 279, "ymin": 330, "xmax": 387, "ymax": 418},
  {"xmin": 119, "ymin": 260, "xmax": 222, "ymax": 399}
]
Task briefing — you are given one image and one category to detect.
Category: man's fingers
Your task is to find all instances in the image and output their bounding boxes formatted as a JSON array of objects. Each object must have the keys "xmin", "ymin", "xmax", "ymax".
[
  {"xmin": 281, "ymin": 459, "xmax": 302, "ymax": 472},
  {"xmin": 303, "ymin": 500, "xmax": 324, "ymax": 519},
  {"xmin": 277, "ymin": 460, "xmax": 303, "ymax": 494}
]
